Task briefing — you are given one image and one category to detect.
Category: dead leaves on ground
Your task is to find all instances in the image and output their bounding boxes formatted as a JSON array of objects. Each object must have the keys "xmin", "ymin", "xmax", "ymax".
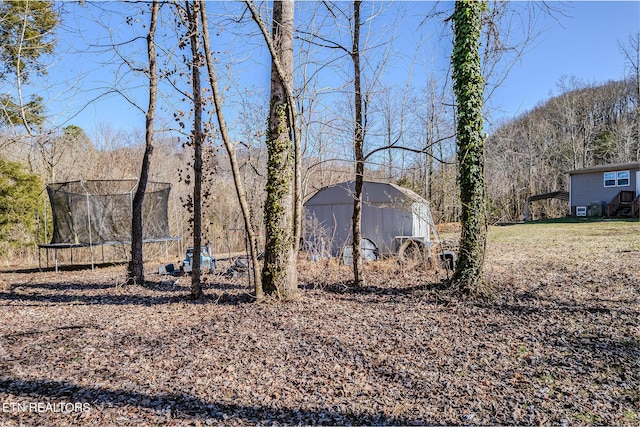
[{"xmin": 0, "ymin": 253, "xmax": 638, "ymax": 426}]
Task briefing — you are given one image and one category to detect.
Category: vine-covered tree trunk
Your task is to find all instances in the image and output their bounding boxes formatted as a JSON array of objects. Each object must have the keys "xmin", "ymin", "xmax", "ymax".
[
  {"xmin": 351, "ymin": 0, "xmax": 365, "ymax": 287},
  {"xmin": 262, "ymin": 0, "xmax": 298, "ymax": 299},
  {"xmin": 450, "ymin": 0, "xmax": 487, "ymax": 294},
  {"xmin": 127, "ymin": 0, "xmax": 159, "ymax": 286},
  {"xmin": 187, "ymin": 0, "xmax": 204, "ymax": 299}
]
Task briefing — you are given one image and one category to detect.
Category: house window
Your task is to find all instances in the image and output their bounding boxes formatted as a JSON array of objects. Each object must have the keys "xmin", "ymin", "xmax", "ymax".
[
  {"xmin": 604, "ymin": 172, "xmax": 616, "ymax": 187},
  {"xmin": 617, "ymin": 171, "xmax": 629, "ymax": 186},
  {"xmin": 604, "ymin": 170, "xmax": 630, "ymax": 187}
]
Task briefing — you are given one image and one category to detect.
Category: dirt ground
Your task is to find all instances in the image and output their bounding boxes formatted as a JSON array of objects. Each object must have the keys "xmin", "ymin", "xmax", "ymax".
[{"xmin": 0, "ymin": 221, "xmax": 639, "ymax": 426}]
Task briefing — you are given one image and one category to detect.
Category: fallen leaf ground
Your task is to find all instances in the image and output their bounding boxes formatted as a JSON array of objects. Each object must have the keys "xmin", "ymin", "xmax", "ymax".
[{"xmin": 0, "ymin": 221, "xmax": 639, "ymax": 426}]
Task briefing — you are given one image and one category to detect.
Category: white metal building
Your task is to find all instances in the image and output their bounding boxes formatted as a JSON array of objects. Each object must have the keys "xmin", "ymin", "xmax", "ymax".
[{"xmin": 303, "ymin": 180, "xmax": 436, "ymax": 259}]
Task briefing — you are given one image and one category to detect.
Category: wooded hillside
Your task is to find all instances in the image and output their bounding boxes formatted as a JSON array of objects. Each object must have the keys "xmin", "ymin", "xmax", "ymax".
[{"xmin": 486, "ymin": 77, "xmax": 639, "ymax": 222}]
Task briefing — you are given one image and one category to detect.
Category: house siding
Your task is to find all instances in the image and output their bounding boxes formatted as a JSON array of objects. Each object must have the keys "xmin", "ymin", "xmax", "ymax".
[{"xmin": 569, "ymin": 164, "xmax": 640, "ymax": 214}]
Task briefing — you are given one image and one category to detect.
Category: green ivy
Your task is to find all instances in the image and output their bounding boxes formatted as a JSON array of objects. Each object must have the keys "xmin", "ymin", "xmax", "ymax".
[
  {"xmin": 450, "ymin": 1, "xmax": 488, "ymax": 293},
  {"xmin": 262, "ymin": 101, "xmax": 295, "ymax": 294}
]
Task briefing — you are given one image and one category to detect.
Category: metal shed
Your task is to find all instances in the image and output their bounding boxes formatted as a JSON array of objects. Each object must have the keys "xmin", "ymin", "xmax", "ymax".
[{"xmin": 303, "ymin": 180, "xmax": 436, "ymax": 259}]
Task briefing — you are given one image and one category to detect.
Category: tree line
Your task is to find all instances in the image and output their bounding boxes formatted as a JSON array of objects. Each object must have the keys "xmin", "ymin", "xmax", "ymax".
[
  {"xmin": 486, "ymin": 77, "xmax": 640, "ymax": 222},
  {"xmin": 2, "ymin": 1, "xmax": 637, "ymax": 299}
]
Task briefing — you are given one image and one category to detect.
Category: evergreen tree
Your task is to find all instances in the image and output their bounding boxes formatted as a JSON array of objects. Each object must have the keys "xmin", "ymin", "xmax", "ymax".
[
  {"xmin": 0, "ymin": 158, "xmax": 42, "ymax": 248},
  {"xmin": 0, "ymin": 0, "xmax": 58, "ymax": 132}
]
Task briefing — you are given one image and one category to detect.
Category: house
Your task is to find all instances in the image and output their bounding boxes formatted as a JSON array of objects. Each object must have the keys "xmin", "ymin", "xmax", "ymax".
[
  {"xmin": 303, "ymin": 180, "xmax": 436, "ymax": 259},
  {"xmin": 568, "ymin": 162, "xmax": 640, "ymax": 217}
]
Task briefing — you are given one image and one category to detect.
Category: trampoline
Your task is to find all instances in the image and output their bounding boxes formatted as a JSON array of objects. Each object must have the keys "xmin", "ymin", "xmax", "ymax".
[{"xmin": 38, "ymin": 179, "xmax": 181, "ymax": 271}]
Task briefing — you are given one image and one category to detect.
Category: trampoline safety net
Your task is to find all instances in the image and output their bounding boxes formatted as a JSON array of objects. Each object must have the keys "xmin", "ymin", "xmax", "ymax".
[{"xmin": 45, "ymin": 180, "xmax": 174, "ymax": 246}]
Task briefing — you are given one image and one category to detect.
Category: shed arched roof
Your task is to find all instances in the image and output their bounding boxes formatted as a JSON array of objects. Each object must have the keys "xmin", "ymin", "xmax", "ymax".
[{"xmin": 305, "ymin": 180, "xmax": 427, "ymax": 206}]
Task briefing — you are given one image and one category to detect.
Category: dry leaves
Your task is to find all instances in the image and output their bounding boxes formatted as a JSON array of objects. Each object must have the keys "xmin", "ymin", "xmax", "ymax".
[{"xmin": 0, "ymin": 229, "xmax": 638, "ymax": 426}]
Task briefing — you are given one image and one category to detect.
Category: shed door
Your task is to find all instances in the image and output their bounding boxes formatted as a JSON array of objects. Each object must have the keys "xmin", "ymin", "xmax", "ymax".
[
  {"xmin": 636, "ymin": 171, "xmax": 640, "ymax": 197},
  {"xmin": 411, "ymin": 203, "xmax": 430, "ymax": 239}
]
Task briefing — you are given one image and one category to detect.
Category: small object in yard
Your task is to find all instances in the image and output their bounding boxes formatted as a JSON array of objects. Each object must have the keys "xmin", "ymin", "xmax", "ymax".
[
  {"xmin": 226, "ymin": 256, "xmax": 251, "ymax": 277},
  {"xmin": 439, "ymin": 251, "xmax": 456, "ymax": 270},
  {"xmin": 182, "ymin": 246, "xmax": 217, "ymax": 274},
  {"xmin": 343, "ymin": 239, "xmax": 378, "ymax": 265},
  {"xmin": 158, "ymin": 263, "xmax": 176, "ymax": 275}
]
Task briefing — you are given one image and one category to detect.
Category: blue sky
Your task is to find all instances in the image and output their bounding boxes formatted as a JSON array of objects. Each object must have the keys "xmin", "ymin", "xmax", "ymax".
[
  {"xmin": 34, "ymin": 1, "xmax": 640, "ymax": 139},
  {"xmin": 489, "ymin": 1, "xmax": 640, "ymax": 124}
]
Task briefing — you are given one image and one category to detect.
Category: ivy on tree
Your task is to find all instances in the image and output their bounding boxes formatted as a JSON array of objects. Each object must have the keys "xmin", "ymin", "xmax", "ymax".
[{"xmin": 449, "ymin": 0, "xmax": 487, "ymax": 295}]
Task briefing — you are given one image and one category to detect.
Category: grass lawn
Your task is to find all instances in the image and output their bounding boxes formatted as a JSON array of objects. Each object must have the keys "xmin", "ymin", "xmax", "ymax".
[{"xmin": 0, "ymin": 220, "xmax": 638, "ymax": 426}]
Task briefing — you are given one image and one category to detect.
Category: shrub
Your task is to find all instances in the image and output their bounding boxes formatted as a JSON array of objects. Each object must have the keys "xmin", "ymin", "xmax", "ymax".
[{"xmin": 0, "ymin": 158, "xmax": 42, "ymax": 252}]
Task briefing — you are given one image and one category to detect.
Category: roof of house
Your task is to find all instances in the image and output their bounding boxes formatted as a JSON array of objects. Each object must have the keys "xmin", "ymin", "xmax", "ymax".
[{"xmin": 569, "ymin": 162, "xmax": 640, "ymax": 175}]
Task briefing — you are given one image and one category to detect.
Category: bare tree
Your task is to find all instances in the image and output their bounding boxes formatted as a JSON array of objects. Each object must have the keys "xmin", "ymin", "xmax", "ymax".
[
  {"xmin": 199, "ymin": 0, "xmax": 263, "ymax": 299},
  {"xmin": 245, "ymin": 0, "xmax": 303, "ymax": 260},
  {"xmin": 350, "ymin": 0, "xmax": 366, "ymax": 286},
  {"xmin": 263, "ymin": 0, "xmax": 298, "ymax": 298},
  {"xmin": 294, "ymin": 1, "xmax": 386, "ymax": 286},
  {"xmin": 127, "ymin": 0, "xmax": 160, "ymax": 286},
  {"xmin": 32, "ymin": 125, "xmax": 90, "ymax": 183},
  {"xmin": 181, "ymin": 0, "xmax": 205, "ymax": 299},
  {"xmin": 245, "ymin": 1, "xmax": 299, "ymax": 299},
  {"xmin": 619, "ymin": 32, "xmax": 640, "ymax": 159},
  {"xmin": 297, "ymin": 2, "xmax": 437, "ymax": 283}
]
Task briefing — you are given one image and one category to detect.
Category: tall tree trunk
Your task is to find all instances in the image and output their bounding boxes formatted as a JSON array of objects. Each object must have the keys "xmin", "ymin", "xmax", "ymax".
[
  {"xmin": 187, "ymin": 0, "xmax": 204, "ymax": 299},
  {"xmin": 199, "ymin": 1, "xmax": 263, "ymax": 299},
  {"xmin": 244, "ymin": 0, "xmax": 302, "ymax": 294},
  {"xmin": 262, "ymin": 0, "xmax": 298, "ymax": 299},
  {"xmin": 351, "ymin": 0, "xmax": 365, "ymax": 287},
  {"xmin": 127, "ymin": 0, "xmax": 159, "ymax": 286},
  {"xmin": 449, "ymin": 0, "xmax": 487, "ymax": 295}
]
